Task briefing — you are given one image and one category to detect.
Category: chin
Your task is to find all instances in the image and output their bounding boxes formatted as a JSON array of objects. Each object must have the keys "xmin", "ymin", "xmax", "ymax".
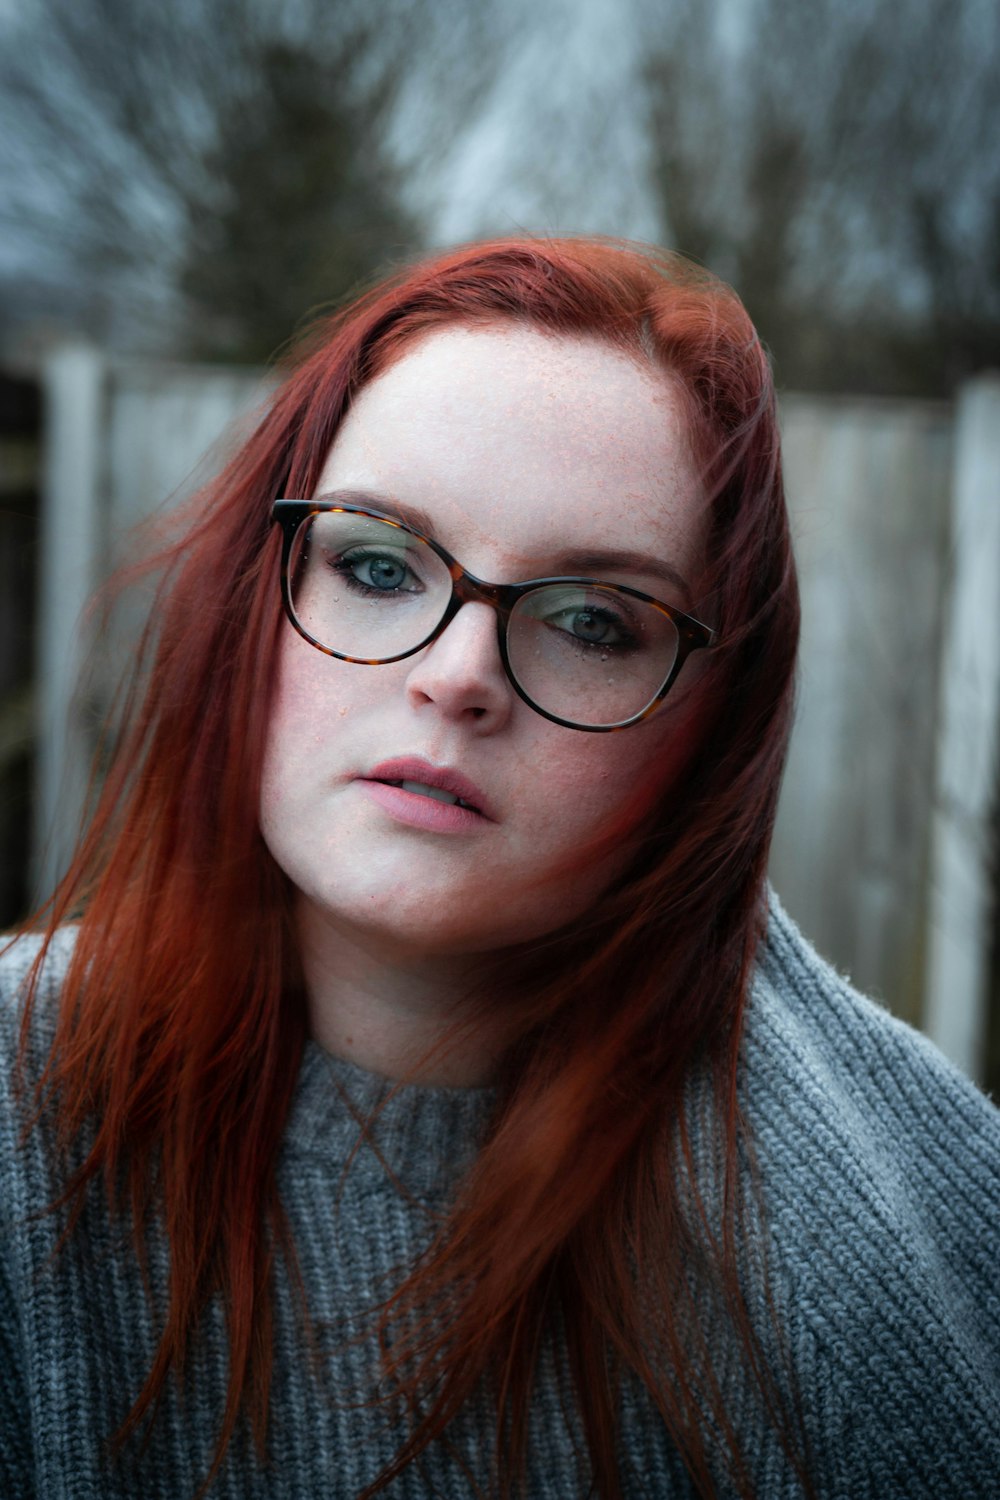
[{"xmin": 303, "ymin": 889, "xmax": 571, "ymax": 963}]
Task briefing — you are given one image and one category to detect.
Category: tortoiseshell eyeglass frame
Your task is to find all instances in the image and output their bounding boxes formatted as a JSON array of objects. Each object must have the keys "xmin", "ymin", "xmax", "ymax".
[{"xmin": 271, "ymin": 500, "xmax": 717, "ymax": 733}]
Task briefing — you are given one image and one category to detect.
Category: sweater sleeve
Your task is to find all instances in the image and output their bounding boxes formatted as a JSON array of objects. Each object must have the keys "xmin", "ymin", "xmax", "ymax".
[
  {"xmin": 745, "ymin": 894, "xmax": 1000, "ymax": 1498},
  {"xmin": 0, "ymin": 931, "xmax": 73, "ymax": 1500},
  {"xmin": 0, "ymin": 1214, "xmax": 36, "ymax": 1499},
  {"xmin": 0, "ymin": 952, "xmax": 38, "ymax": 1499}
]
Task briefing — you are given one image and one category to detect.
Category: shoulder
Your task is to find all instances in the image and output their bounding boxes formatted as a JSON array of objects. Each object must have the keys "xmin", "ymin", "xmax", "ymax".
[
  {"xmin": 745, "ymin": 887, "xmax": 1000, "ymax": 1273},
  {"xmin": 0, "ymin": 924, "xmax": 77, "ymax": 1044},
  {"xmin": 0, "ymin": 926, "xmax": 78, "ymax": 1076},
  {"xmin": 0, "ymin": 925, "xmax": 77, "ymax": 997},
  {"xmin": 0, "ymin": 927, "xmax": 82, "ymax": 1229},
  {"xmin": 740, "ymin": 890, "xmax": 1000, "ymax": 1492},
  {"xmin": 746, "ymin": 889, "xmax": 999, "ymax": 1170}
]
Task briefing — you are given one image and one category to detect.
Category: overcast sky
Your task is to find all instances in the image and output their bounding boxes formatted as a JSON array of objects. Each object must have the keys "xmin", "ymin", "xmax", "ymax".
[{"xmin": 391, "ymin": 0, "xmax": 666, "ymax": 247}]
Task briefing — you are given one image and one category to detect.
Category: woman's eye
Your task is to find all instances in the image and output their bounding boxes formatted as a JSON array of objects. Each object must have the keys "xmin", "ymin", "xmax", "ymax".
[
  {"xmin": 335, "ymin": 549, "xmax": 420, "ymax": 593},
  {"xmin": 549, "ymin": 606, "xmax": 631, "ymax": 648}
]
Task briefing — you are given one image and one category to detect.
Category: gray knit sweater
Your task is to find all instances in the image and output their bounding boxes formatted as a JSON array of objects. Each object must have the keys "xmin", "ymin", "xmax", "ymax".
[{"xmin": 2, "ymin": 896, "xmax": 998, "ymax": 1499}]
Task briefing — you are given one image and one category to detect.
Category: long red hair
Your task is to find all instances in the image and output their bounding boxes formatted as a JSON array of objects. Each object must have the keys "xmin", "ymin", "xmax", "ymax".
[{"xmin": 14, "ymin": 238, "xmax": 802, "ymax": 1497}]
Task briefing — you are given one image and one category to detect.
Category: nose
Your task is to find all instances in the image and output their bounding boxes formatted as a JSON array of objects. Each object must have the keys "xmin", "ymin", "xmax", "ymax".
[{"xmin": 404, "ymin": 601, "xmax": 514, "ymax": 731}]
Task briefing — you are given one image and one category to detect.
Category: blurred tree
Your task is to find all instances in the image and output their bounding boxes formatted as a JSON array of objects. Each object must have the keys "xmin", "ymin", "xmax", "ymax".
[
  {"xmin": 644, "ymin": 0, "xmax": 1000, "ymax": 395},
  {"xmin": 176, "ymin": 35, "xmax": 416, "ymax": 361},
  {"xmin": 0, "ymin": 0, "xmax": 494, "ymax": 361}
]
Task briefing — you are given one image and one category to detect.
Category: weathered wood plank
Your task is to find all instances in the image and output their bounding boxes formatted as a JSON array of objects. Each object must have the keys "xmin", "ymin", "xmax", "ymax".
[
  {"xmin": 34, "ymin": 346, "xmax": 105, "ymax": 902},
  {"xmin": 771, "ymin": 395, "xmax": 953, "ymax": 1025},
  {"xmin": 923, "ymin": 376, "xmax": 1000, "ymax": 1079}
]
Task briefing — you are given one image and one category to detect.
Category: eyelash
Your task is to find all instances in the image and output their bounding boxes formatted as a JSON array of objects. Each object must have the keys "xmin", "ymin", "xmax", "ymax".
[
  {"xmin": 545, "ymin": 604, "xmax": 640, "ymax": 654},
  {"xmin": 329, "ymin": 549, "xmax": 424, "ymax": 596}
]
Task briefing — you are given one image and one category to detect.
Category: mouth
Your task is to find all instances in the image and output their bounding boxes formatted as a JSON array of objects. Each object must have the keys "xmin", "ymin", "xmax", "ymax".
[
  {"xmin": 362, "ymin": 757, "xmax": 494, "ymax": 821},
  {"xmin": 378, "ymin": 779, "xmax": 477, "ymax": 810}
]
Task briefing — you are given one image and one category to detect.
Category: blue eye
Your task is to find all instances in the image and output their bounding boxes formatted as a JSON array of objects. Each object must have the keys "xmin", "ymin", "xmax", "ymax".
[
  {"xmin": 564, "ymin": 608, "xmax": 614, "ymax": 643},
  {"xmin": 546, "ymin": 604, "xmax": 636, "ymax": 651},
  {"xmin": 333, "ymin": 548, "xmax": 423, "ymax": 596},
  {"xmin": 355, "ymin": 555, "xmax": 407, "ymax": 590}
]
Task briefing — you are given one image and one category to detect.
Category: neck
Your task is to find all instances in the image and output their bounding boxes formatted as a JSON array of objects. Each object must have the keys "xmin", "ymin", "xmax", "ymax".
[{"xmin": 295, "ymin": 899, "xmax": 509, "ymax": 1087}]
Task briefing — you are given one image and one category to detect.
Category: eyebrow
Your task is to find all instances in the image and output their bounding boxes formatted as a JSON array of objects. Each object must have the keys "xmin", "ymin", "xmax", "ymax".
[
  {"xmin": 316, "ymin": 489, "xmax": 438, "ymax": 538},
  {"xmin": 315, "ymin": 488, "xmax": 693, "ymax": 603},
  {"xmin": 543, "ymin": 547, "xmax": 692, "ymax": 604}
]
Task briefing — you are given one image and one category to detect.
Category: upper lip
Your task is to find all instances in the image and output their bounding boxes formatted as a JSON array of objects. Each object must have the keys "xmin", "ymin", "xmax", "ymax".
[{"xmin": 361, "ymin": 757, "xmax": 495, "ymax": 819}]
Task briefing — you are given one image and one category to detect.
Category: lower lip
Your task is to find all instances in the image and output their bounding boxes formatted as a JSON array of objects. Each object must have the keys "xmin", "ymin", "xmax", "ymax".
[{"xmin": 356, "ymin": 779, "xmax": 490, "ymax": 833}]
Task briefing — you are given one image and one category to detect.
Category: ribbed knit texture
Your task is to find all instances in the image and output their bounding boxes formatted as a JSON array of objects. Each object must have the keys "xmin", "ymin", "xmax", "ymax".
[{"xmin": 1, "ymin": 894, "xmax": 998, "ymax": 1498}]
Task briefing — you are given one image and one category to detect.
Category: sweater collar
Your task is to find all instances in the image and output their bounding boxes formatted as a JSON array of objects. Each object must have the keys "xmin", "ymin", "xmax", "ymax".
[{"xmin": 281, "ymin": 1039, "xmax": 498, "ymax": 1193}]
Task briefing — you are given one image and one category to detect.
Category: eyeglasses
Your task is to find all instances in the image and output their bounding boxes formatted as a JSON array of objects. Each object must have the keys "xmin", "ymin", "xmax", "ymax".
[{"xmin": 271, "ymin": 501, "xmax": 716, "ymax": 733}]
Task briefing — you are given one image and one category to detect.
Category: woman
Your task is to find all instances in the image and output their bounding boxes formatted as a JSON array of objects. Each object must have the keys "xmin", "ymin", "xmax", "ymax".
[{"xmin": 1, "ymin": 238, "xmax": 997, "ymax": 1500}]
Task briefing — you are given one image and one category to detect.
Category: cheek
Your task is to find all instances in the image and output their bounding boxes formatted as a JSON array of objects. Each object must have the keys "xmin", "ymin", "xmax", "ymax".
[
  {"xmin": 259, "ymin": 636, "xmax": 336, "ymax": 833},
  {"xmin": 258, "ymin": 684, "xmax": 302, "ymax": 851},
  {"xmin": 525, "ymin": 706, "xmax": 699, "ymax": 879},
  {"xmin": 262, "ymin": 629, "xmax": 366, "ymax": 762}
]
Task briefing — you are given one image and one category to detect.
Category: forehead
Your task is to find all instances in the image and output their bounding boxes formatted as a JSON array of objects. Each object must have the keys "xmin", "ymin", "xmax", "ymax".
[{"xmin": 314, "ymin": 324, "xmax": 705, "ymax": 585}]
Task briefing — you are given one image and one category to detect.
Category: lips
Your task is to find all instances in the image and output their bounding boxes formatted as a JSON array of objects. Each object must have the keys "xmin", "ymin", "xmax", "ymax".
[{"xmin": 362, "ymin": 757, "xmax": 495, "ymax": 821}]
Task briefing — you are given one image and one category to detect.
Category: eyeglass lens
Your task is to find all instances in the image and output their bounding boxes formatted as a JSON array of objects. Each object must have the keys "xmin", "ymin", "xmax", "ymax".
[{"xmin": 288, "ymin": 512, "xmax": 681, "ymax": 728}]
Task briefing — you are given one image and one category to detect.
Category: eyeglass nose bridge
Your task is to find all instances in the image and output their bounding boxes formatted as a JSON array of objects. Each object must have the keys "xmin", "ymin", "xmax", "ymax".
[
  {"xmin": 423, "ymin": 563, "xmax": 583, "ymax": 730},
  {"xmin": 426, "ymin": 561, "xmax": 521, "ymax": 664},
  {"xmin": 419, "ymin": 564, "xmax": 527, "ymax": 699}
]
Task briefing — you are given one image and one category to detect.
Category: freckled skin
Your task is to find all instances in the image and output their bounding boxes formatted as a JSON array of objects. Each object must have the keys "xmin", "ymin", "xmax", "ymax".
[{"xmin": 259, "ymin": 326, "xmax": 709, "ymax": 1079}]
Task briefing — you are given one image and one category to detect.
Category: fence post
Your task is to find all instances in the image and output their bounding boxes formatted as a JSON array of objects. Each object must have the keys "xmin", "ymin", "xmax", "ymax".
[
  {"xmin": 924, "ymin": 374, "xmax": 1000, "ymax": 1079},
  {"xmin": 33, "ymin": 344, "xmax": 105, "ymax": 903}
]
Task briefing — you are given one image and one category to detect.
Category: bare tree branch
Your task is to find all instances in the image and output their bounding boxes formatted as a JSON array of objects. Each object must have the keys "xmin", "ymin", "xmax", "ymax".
[
  {"xmin": 642, "ymin": 0, "xmax": 1000, "ymax": 393},
  {"xmin": 0, "ymin": 0, "xmax": 506, "ymax": 357}
]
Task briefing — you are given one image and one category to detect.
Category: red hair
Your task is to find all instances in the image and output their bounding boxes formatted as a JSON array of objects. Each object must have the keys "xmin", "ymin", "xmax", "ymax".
[{"xmin": 13, "ymin": 237, "xmax": 802, "ymax": 1497}]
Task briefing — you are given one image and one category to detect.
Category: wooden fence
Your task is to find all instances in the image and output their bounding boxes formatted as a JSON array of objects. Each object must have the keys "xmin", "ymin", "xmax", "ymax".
[
  {"xmin": 771, "ymin": 384, "xmax": 1000, "ymax": 1083},
  {"xmin": 23, "ymin": 346, "xmax": 1000, "ymax": 1082}
]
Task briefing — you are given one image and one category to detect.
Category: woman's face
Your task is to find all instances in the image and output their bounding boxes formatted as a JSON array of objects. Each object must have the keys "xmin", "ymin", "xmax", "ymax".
[{"xmin": 260, "ymin": 324, "xmax": 708, "ymax": 961}]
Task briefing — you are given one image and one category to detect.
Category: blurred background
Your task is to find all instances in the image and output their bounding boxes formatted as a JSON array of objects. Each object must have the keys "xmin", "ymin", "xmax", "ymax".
[{"xmin": 0, "ymin": 0, "xmax": 998, "ymax": 1085}]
